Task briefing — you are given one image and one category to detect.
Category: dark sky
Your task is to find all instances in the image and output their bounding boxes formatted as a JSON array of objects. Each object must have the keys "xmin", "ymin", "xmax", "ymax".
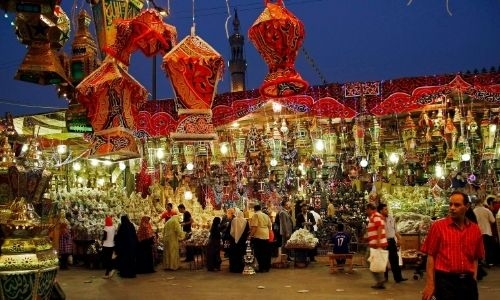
[{"xmin": 1, "ymin": 0, "xmax": 499, "ymax": 117}]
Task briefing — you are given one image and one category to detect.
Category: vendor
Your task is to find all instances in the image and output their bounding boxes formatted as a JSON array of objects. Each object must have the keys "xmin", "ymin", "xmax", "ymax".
[{"xmin": 158, "ymin": 202, "xmax": 176, "ymax": 223}]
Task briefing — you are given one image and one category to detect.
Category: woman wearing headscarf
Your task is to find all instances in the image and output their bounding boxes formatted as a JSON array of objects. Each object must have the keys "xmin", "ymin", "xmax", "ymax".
[
  {"xmin": 115, "ymin": 215, "xmax": 138, "ymax": 278},
  {"xmin": 136, "ymin": 216, "xmax": 156, "ymax": 274},
  {"xmin": 229, "ymin": 209, "xmax": 249, "ymax": 273},
  {"xmin": 162, "ymin": 214, "xmax": 184, "ymax": 270},
  {"xmin": 206, "ymin": 217, "xmax": 222, "ymax": 271},
  {"xmin": 102, "ymin": 216, "xmax": 116, "ymax": 279}
]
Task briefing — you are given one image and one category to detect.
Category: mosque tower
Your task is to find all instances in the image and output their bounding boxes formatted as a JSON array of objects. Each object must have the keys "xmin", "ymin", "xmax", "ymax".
[{"xmin": 228, "ymin": 9, "xmax": 246, "ymax": 92}]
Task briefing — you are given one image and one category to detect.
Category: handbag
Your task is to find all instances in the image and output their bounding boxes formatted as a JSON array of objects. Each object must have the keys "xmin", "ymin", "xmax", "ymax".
[{"xmin": 368, "ymin": 248, "xmax": 389, "ymax": 273}]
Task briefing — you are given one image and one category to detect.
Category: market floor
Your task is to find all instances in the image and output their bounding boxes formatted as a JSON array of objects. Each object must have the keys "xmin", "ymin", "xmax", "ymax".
[{"xmin": 56, "ymin": 257, "xmax": 500, "ymax": 300}]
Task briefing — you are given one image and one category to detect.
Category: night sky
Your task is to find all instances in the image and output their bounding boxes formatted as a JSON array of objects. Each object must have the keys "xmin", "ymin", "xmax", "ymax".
[{"xmin": 0, "ymin": 0, "xmax": 499, "ymax": 117}]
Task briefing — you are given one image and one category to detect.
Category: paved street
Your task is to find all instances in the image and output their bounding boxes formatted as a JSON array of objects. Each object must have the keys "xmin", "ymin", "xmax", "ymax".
[{"xmin": 56, "ymin": 257, "xmax": 500, "ymax": 300}]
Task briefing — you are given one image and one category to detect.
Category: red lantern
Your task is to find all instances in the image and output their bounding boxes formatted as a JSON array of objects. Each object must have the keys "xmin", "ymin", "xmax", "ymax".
[
  {"xmin": 162, "ymin": 31, "xmax": 224, "ymax": 110},
  {"xmin": 76, "ymin": 57, "xmax": 147, "ymax": 161},
  {"xmin": 105, "ymin": 9, "xmax": 177, "ymax": 66},
  {"xmin": 248, "ymin": 0, "xmax": 308, "ymax": 98}
]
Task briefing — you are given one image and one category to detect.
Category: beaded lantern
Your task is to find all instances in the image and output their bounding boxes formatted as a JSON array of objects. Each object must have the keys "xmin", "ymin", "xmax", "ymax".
[{"xmin": 248, "ymin": 0, "xmax": 308, "ymax": 97}]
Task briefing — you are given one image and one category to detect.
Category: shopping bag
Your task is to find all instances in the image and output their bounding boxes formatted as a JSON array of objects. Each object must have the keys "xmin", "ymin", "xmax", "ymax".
[{"xmin": 368, "ymin": 248, "xmax": 389, "ymax": 273}]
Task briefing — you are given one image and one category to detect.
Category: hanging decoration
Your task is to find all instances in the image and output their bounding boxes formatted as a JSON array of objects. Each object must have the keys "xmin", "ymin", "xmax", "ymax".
[
  {"xmin": 14, "ymin": 2, "xmax": 71, "ymax": 85},
  {"xmin": 248, "ymin": 0, "xmax": 308, "ymax": 98},
  {"xmin": 162, "ymin": 25, "xmax": 224, "ymax": 141},
  {"xmin": 105, "ymin": 8, "xmax": 178, "ymax": 66},
  {"xmin": 75, "ymin": 57, "xmax": 147, "ymax": 161},
  {"xmin": 89, "ymin": 0, "xmax": 144, "ymax": 57}
]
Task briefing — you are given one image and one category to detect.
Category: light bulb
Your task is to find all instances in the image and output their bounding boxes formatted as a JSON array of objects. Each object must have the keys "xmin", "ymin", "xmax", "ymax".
[
  {"xmin": 389, "ymin": 152, "xmax": 399, "ymax": 164},
  {"xmin": 72, "ymin": 162, "xmax": 81, "ymax": 171},
  {"xmin": 103, "ymin": 160, "xmax": 112, "ymax": 166},
  {"xmin": 90, "ymin": 159, "xmax": 99, "ymax": 166},
  {"xmin": 184, "ymin": 190, "xmax": 193, "ymax": 200},
  {"xmin": 461, "ymin": 153, "xmax": 471, "ymax": 162},
  {"xmin": 360, "ymin": 158, "xmax": 368, "ymax": 168},
  {"xmin": 156, "ymin": 148, "xmax": 165, "ymax": 159},
  {"xmin": 435, "ymin": 164, "xmax": 444, "ymax": 178},
  {"xmin": 272, "ymin": 102, "xmax": 282, "ymax": 113},
  {"xmin": 119, "ymin": 162, "xmax": 126, "ymax": 170},
  {"xmin": 56, "ymin": 144, "xmax": 67, "ymax": 154},
  {"xmin": 270, "ymin": 158, "xmax": 278, "ymax": 167},
  {"xmin": 186, "ymin": 162, "xmax": 194, "ymax": 171},
  {"xmin": 314, "ymin": 139, "xmax": 325, "ymax": 152},
  {"xmin": 220, "ymin": 142, "xmax": 229, "ymax": 155}
]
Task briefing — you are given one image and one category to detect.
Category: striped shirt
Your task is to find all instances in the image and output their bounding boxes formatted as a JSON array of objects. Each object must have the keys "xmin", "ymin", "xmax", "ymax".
[
  {"xmin": 421, "ymin": 216, "xmax": 484, "ymax": 273},
  {"xmin": 367, "ymin": 211, "xmax": 387, "ymax": 248}
]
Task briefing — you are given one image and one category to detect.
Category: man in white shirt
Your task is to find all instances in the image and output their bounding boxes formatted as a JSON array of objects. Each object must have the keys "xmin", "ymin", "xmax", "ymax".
[
  {"xmin": 378, "ymin": 203, "xmax": 407, "ymax": 283},
  {"xmin": 474, "ymin": 198, "xmax": 496, "ymax": 266}
]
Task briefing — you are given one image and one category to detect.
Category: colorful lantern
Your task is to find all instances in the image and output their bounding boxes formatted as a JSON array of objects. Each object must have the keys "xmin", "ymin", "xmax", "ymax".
[
  {"xmin": 162, "ymin": 29, "xmax": 224, "ymax": 110},
  {"xmin": 76, "ymin": 57, "xmax": 147, "ymax": 161},
  {"xmin": 90, "ymin": 0, "xmax": 144, "ymax": 56},
  {"xmin": 105, "ymin": 9, "xmax": 177, "ymax": 66},
  {"xmin": 401, "ymin": 114, "xmax": 418, "ymax": 162},
  {"xmin": 248, "ymin": 0, "xmax": 308, "ymax": 97}
]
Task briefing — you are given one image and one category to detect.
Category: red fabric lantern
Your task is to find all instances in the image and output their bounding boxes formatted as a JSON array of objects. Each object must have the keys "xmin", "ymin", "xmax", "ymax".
[
  {"xmin": 162, "ymin": 32, "xmax": 224, "ymax": 110},
  {"xmin": 248, "ymin": 0, "xmax": 308, "ymax": 98},
  {"xmin": 76, "ymin": 57, "xmax": 147, "ymax": 160},
  {"xmin": 105, "ymin": 9, "xmax": 177, "ymax": 66}
]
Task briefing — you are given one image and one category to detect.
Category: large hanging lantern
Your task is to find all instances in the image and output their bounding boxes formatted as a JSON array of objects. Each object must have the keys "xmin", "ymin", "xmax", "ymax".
[
  {"xmin": 76, "ymin": 57, "xmax": 147, "ymax": 161},
  {"xmin": 163, "ymin": 27, "xmax": 223, "ymax": 142},
  {"xmin": 105, "ymin": 9, "xmax": 177, "ymax": 66},
  {"xmin": 248, "ymin": 0, "xmax": 308, "ymax": 97},
  {"xmin": 163, "ymin": 29, "xmax": 224, "ymax": 110},
  {"xmin": 13, "ymin": 3, "xmax": 71, "ymax": 85}
]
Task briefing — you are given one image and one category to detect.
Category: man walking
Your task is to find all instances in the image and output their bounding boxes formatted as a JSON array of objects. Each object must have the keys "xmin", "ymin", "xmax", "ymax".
[
  {"xmin": 366, "ymin": 203, "xmax": 388, "ymax": 289},
  {"xmin": 421, "ymin": 191, "xmax": 484, "ymax": 300},
  {"xmin": 378, "ymin": 203, "xmax": 407, "ymax": 283}
]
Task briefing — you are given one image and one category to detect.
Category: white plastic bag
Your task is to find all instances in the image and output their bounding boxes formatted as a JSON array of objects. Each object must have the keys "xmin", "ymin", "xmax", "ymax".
[
  {"xmin": 368, "ymin": 248, "xmax": 388, "ymax": 273},
  {"xmin": 398, "ymin": 249, "xmax": 403, "ymax": 266}
]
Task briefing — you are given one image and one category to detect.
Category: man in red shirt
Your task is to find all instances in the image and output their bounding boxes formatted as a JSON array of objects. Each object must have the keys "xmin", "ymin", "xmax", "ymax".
[
  {"xmin": 159, "ymin": 203, "xmax": 176, "ymax": 222},
  {"xmin": 366, "ymin": 203, "xmax": 388, "ymax": 289},
  {"xmin": 421, "ymin": 191, "xmax": 484, "ymax": 300}
]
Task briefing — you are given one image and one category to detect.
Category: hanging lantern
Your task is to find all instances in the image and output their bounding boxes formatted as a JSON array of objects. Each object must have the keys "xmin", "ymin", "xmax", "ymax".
[
  {"xmin": 443, "ymin": 116, "xmax": 458, "ymax": 159},
  {"xmin": 105, "ymin": 9, "xmax": 177, "ymax": 66},
  {"xmin": 14, "ymin": 41, "xmax": 70, "ymax": 85},
  {"xmin": 352, "ymin": 121, "xmax": 366, "ymax": 157},
  {"xmin": 171, "ymin": 143, "xmax": 180, "ymax": 165},
  {"xmin": 248, "ymin": 0, "xmax": 308, "ymax": 97},
  {"xmin": 401, "ymin": 114, "xmax": 418, "ymax": 162},
  {"xmin": 323, "ymin": 122, "xmax": 338, "ymax": 167},
  {"xmin": 163, "ymin": 27, "xmax": 223, "ymax": 142},
  {"xmin": 90, "ymin": 0, "xmax": 144, "ymax": 57},
  {"xmin": 76, "ymin": 57, "xmax": 147, "ymax": 161},
  {"xmin": 234, "ymin": 129, "xmax": 246, "ymax": 163},
  {"xmin": 163, "ymin": 28, "xmax": 224, "ymax": 110}
]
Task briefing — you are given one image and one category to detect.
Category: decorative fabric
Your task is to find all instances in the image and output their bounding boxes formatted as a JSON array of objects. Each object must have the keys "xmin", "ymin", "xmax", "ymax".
[
  {"xmin": 248, "ymin": 0, "xmax": 308, "ymax": 97},
  {"xmin": 162, "ymin": 34, "xmax": 224, "ymax": 110}
]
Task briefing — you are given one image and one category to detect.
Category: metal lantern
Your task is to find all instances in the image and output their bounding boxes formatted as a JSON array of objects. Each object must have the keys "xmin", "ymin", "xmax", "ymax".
[{"xmin": 248, "ymin": 0, "xmax": 308, "ymax": 97}]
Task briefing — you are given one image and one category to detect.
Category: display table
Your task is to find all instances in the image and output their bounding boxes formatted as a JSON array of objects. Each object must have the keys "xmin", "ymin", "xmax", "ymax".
[
  {"xmin": 285, "ymin": 246, "xmax": 313, "ymax": 268},
  {"xmin": 184, "ymin": 243, "xmax": 206, "ymax": 270}
]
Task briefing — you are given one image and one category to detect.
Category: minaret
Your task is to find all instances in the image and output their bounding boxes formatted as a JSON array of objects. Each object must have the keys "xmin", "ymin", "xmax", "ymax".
[{"xmin": 228, "ymin": 9, "xmax": 246, "ymax": 92}]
